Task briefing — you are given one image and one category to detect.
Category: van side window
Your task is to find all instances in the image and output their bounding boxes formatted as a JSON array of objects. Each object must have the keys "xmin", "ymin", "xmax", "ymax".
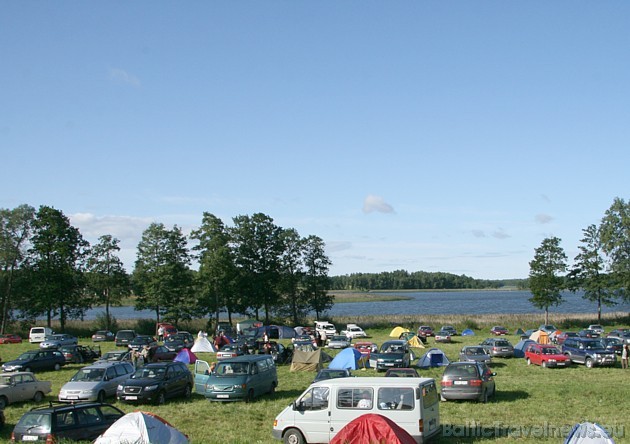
[
  {"xmin": 299, "ymin": 387, "xmax": 329, "ymax": 410},
  {"xmin": 377, "ymin": 388, "xmax": 414, "ymax": 410},
  {"xmin": 422, "ymin": 382, "xmax": 439, "ymax": 407},
  {"xmin": 337, "ymin": 388, "xmax": 373, "ymax": 409}
]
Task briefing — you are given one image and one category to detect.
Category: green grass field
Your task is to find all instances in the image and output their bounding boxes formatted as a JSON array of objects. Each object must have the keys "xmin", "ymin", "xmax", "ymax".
[{"xmin": 1, "ymin": 322, "xmax": 628, "ymax": 443}]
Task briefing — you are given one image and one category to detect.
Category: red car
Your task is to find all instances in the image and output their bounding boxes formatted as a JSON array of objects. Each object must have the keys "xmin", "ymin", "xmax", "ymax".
[
  {"xmin": 353, "ymin": 342, "xmax": 378, "ymax": 359},
  {"xmin": 525, "ymin": 343, "xmax": 570, "ymax": 368},
  {"xmin": 554, "ymin": 331, "xmax": 578, "ymax": 345},
  {"xmin": 490, "ymin": 326, "xmax": 509, "ymax": 336},
  {"xmin": 0, "ymin": 334, "xmax": 22, "ymax": 344},
  {"xmin": 417, "ymin": 326, "xmax": 434, "ymax": 337}
]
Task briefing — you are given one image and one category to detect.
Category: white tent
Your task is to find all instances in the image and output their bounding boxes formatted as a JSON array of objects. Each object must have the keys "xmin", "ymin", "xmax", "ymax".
[
  {"xmin": 94, "ymin": 411, "xmax": 188, "ymax": 444},
  {"xmin": 564, "ymin": 422, "xmax": 615, "ymax": 444},
  {"xmin": 191, "ymin": 334, "xmax": 217, "ymax": 353}
]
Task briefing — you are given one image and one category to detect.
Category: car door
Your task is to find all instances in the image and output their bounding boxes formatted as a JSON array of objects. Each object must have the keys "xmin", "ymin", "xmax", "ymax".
[
  {"xmin": 33, "ymin": 352, "xmax": 48, "ymax": 371},
  {"xmin": 194, "ymin": 360, "xmax": 211, "ymax": 394},
  {"xmin": 18, "ymin": 374, "xmax": 38, "ymax": 402}
]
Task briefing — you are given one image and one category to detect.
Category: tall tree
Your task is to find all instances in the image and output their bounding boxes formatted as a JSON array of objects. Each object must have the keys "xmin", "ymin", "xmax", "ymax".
[
  {"xmin": 86, "ymin": 235, "xmax": 130, "ymax": 330},
  {"xmin": 277, "ymin": 228, "xmax": 307, "ymax": 325},
  {"xmin": 568, "ymin": 225, "xmax": 617, "ymax": 322},
  {"xmin": 133, "ymin": 223, "xmax": 195, "ymax": 324},
  {"xmin": 27, "ymin": 206, "xmax": 89, "ymax": 331},
  {"xmin": 191, "ymin": 213, "xmax": 239, "ymax": 328},
  {"xmin": 0, "ymin": 204, "xmax": 36, "ymax": 333},
  {"xmin": 302, "ymin": 235, "xmax": 333, "ymax": 320},
  {"xmin": 231, "ymin": 213, "xmax": 284, "ymax": 324},
  {"xmin": 528, "ymin": 236, "xmax": 567, "ymax": 324},
  {"xmin": 599, "ymin": 197, "xmax": 630, "ymax": 301}
]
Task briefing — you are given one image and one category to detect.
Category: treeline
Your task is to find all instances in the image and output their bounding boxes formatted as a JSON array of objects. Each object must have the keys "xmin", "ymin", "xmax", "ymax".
[
  {"xmin": 0, "ymin": 206, "xmax": 333, "ymax": 333},
  {"xmin": 329, "ymin": 270, "xmax": 512, "ymax": 290}
]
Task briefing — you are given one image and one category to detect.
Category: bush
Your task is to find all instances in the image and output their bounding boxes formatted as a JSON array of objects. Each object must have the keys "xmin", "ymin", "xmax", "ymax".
[
  {"xmin": 134, "ymin": 318, "xmax": 158, "ymax": 335},
  {"xmin": 462, "ymin": 318, "xmax": 480, "ymax": 330}
]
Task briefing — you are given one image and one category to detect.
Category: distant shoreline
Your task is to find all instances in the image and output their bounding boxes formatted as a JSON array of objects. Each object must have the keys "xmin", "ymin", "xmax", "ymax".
[{"xmin": 331, "ymin": 287, "xmax": 522, "ymax": 303}]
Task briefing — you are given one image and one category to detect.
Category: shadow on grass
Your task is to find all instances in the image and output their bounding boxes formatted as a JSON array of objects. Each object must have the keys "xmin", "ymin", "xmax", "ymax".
[
  {"xmin": 493, "ymin": 389, "xmax": 529, "ymax": 402},
  {"xmin": 488, "ymin": 361, "xmax": 507, "ymax": 368}
]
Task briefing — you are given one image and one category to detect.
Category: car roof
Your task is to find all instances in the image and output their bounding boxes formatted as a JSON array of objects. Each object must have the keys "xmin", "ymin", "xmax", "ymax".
[
  {"xmin": 80, "ymin": 361, "xmax": 126, "ymax": 369},
  {"xmin": 27, "ymin": 401, "xmax": 119, "ymax": 413},
  {"xmin": 311, "ymin": 376, "xmax": 433, "ymax": 388}
]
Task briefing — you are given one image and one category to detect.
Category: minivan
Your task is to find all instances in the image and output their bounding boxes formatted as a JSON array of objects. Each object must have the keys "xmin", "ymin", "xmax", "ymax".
[
  {"xmin": 28, "ymin": 327, "xmax": 53, "ymax": 344},
  {"xmin": 272, "ymin": 377, "xmax": 440, "ymax": 443},
  {"xmin": 59, "ymin": 361, "xmax": 134, "ymax": 403},
  {"xmin": 114, "ymin": 330, "xmax": 137, "ymax": 347},
  {"xmin": 195, "ymin": 355, "xmax": 278, "ymax": 402}
]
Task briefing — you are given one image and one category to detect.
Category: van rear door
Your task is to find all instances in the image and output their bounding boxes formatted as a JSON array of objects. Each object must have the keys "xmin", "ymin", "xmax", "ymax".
[
  {"xmin": 420, "ymin": 380, "xmax": 440, "ymax": 439},
  {"xmin": 194, "ymin": 359, "xmax": 211, "ymax": 394}
]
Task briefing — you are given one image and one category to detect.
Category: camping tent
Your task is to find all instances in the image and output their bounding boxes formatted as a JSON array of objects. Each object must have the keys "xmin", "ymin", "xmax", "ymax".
[
  {"xmin": 329, "ymin": 348, "xmax": 368, "ymax": 370},
  {"xmin": 461, "ymin": 329, "xmax": 475, "ymax": 336},
  {"xmin": 389, "ymin": 326, "xmax": 409, "ymax": 338},
  {"xmin": 530, "ymin": 330, "xmax": 550, "ymax": 344},
  {"xmin": 330, "ymin": 413, "xmax": 417, "ymax": 444},
  {"xmin": 174, "ymin": 348, "xmax": 197, "ymax": 364},
  {"xmin": 254, "ymin": 325, "xmax": 297, "ymax": 340},
  {"xmin": 290, "ymin": 348, "xmax": 323, "ymax": 372},
  {"xmin": 406, "ymin": 335, "xmax": 425, "ymax": 349},
  {"xmin": 94, "ymin": 411, "xmax": 188, "ymax": 444},
  {"xmin": 514, "ymin": 339, "xmax": 535, "ymax": 358},
  {"xmin": 417, "ymin": 348, "xmax": 450, "ymax": 368},
  {"xmin": 191, "ymin": 334, "xmax": 217, "ymax": 353},
  {"xmin": 564, "ymin": 422, "xmax": 615, "ymax": 444},
  {"xmin": 515, "ymin": 328, "xmax": 525, "ymax": 336}
]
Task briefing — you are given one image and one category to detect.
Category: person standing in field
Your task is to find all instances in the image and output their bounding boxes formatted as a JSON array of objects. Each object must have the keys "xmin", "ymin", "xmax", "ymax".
[{"xmin": 622, "ymin": 343, "xmax": 629, "ymax": 369}]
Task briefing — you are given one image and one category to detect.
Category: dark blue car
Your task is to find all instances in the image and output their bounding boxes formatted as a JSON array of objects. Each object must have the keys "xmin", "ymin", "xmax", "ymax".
[{"xmin": 2, "ymin": 350, "xmax": 66, "ymax": 372}]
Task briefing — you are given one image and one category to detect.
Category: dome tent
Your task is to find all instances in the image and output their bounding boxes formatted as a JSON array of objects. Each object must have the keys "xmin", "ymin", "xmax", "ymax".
[
  {"xmin": 94, "ymin": 411, "xmax": 188, "ymax": 444},
  {"xmin": 416, "ymin": 348, "xmax": 450, "ymax": 368},
  {"xmin": 330, "ymin": 413, "xmax": 417, "ymax": 444}
]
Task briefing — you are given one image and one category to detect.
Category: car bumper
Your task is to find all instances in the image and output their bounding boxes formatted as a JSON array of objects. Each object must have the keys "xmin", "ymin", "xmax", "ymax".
[
  {"xmin": 59, "ymin": 393, "xmax": 98, "ymax": 402},
  {"xmin": 205, "ymin": 390, "xmax": 246, "ymax": 402},
  {"xmin": 272, "ymin": 429, "xmax": 283, "ymax": 440},
  {"xmin": 376, "ymin": 362, "xmax": 404, "ymax": 370},
  {"xmin": 441, "ymin": 388, "xmax": 483, "ymax": 400},
  {"xmin": 544, "ymin": 361, "xmax": 569, "ymax": 368}
]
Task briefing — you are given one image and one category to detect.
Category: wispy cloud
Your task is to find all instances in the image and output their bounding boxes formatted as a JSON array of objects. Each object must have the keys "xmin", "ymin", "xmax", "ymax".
[
  {"xmin": 363, "ymin": 195, "xmax": 395, "ymax": 214},
  {"xmin": 535, "ymin": 213, "xmax": 553, "ymax": 224},
  {"xmin": 471, "ymin": 230, "xmax": 486, "ymax": 238},
  {"xmin": 109, "ymin": 68, "xmax": 141, "ymax": 87},
  {"xmin": 492, "ymin": 228, "xmax": 510, "ymax": 239}
]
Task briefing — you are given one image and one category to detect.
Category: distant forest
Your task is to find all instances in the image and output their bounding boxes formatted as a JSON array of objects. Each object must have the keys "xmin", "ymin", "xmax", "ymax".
[{"xmin": 329, "ymin": 270, "xmax": 527, "ymax": 291}]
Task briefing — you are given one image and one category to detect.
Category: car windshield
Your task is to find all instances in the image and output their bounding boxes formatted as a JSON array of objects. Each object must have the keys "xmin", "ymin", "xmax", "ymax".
[
  {"xmin": 466, "ymin": 348, "xmax": 484, "ymax": 354},
  {"xmin": 331, "ymin": 336, "xmax": 346, "ymax": 341},
  {"xmin": 71, "ymin": 368, "xmax": 105, "ymax": 382},
  {"xmin": 216, "ymin": 362, "xmax": 249, "ymax": 375},
  {"xmin": 381, "ymin": 343, "xmax": 402, "ymax": 353},
  {"xmin": 132, "ymin": 367, "xmax": 166, "ymax": 379},
  {"xmin": 16, "ymin": 412, "xmax": 51, "ymax": 432},
  {"xmin": 17, "ymin": 352, "xmax": 38, "ymax": 360}
]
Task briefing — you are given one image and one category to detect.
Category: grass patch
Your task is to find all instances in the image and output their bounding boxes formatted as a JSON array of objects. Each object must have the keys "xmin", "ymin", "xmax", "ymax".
[{"xmin": 0, "ymin": 316, "xmax": 628, "ymax": 443}]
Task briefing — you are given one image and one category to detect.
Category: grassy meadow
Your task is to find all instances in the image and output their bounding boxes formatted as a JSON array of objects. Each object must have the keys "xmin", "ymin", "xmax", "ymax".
[{"xmin": 1, "ymin": 312, "xmax": 628, "ymax": 443}]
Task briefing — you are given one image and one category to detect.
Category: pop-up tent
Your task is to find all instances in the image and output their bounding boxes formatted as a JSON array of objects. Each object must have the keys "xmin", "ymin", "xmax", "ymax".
[
  {"xmin": 515, "ymin": 328, "xmax": 525, "ymax": 336},
  {"xmin": 174, "ymin": 348, "xmax": 197, "ymax": 364},
  {"xmin": 191, "ymin": 334, "xmax": 217, "ymax": 353},
  {"xmin": 94, "ymin": 411, "xmax": 188, "ymax": 444},
  {"xmin": 417, "ymin": 348, "xmax": 450, "ymax": 368},
  {"xmin": 329, "ymin": 348, "xmax": 368, "ymax": 370},
  {"xmin": 564, "ymin": 422, "xmax": 615, "ymax": 444},
  {"xmin": 389, "ymin": 326, "xmax": 409, "ymax": 338},
  {"xmin": 514, "ymin": 339, "xmax": 535, "ymax": 358},
  {"xmin": 406, "ymin": 335, "xmax": 425, "ymax": 349},
  {"xmin": 461, "ymin": 329, "xmax": 475, "ymax": 336},
  {"xmin": 290, "ymin": 348, "xmax": 323, "ymax": 372},
  {"xmin": 330, "ymin": 413, "xmax": 417, "ymax": 444},
  {"xmin": 530, "ymin": 330, "xmax": 550, "ymax": 344}
]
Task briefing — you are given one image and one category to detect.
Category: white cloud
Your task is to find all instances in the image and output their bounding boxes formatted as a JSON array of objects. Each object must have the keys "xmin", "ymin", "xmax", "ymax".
[
  {"xmin": 471, "ymin": 230, "xmax": 486, "ymax": 238},
  {"xmin": 109, "ymin": 68, "xmax": 141, "ymax": 87},
  {"xmin": 535, "ymin": 213, "xmax": 553, "ymax": 224},
  {"xmin": 362, "ymin": 195, "xmax": 395, "ymax": 214},
  {"xmin": 492, "ymin": 228, "xmax": 511, "ymax": 239}
]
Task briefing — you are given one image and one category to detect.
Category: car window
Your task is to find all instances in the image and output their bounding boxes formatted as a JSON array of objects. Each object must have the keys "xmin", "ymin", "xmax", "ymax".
[
  {"xmin": 77, "ymin": 407, "xmax": 102, "ymax": 425},
  {"xmin": 105, "ymin": 367, "xmax": 117, "ymax": 379},
  {"xmin": 99, "ymin": 405, "xmax": 124, "ymax": 421},
  {"xmin": 377, "ymin": 387, "xmax": 412, "ymax": 410},
  {"xmin": 422, "ymin": 382, "xmax": 439, "ymax": 407},
  {"xmin": 299, "ymin": 387, "xmax": 329, "ymax": 410},
  {"xmin": 337, "ymin": 388, "xmax": 372, "ymax": 409},
  {"xmin": 55, "ymin": 411, "xmax": 77, "ymax": 429}
]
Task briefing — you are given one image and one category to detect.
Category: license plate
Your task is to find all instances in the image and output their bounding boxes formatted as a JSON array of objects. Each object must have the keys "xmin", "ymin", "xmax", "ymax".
[
  {"xmin": 217, "ymin": 394, "xmax": 229, "ymax": 399},
  {"xmin": 502, "ymin": 348, "xmax": 509, "ymax": 352},
  {"xmin": 384, "ymin": 363, "xmax": 394, "ymax": 366},
  {"xmin": 454, "ymin": 380, "xmax": 467, "ymax": 385},
  {"xmin": 22, "ymin": 436, "xmax": 38, "ymax": 441},
  {"xmin": 125, "ymin": 396, "xmax": 138, "ymax": 400},
  {"xmin": 67, "ymin": 396, "xmax": 78, "ymax": 400}
]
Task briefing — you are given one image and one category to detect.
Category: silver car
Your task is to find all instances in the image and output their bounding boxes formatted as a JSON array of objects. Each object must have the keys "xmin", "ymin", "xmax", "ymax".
[
  {"xmin": 459, "ymin": 346, "xmax": 492, "ymax": 364},
  {"xmin": 59, "ymin": 361, "xmax": 134, "ymax": 403},
  {"xmin": 39, "ymin": 334, "xmax": 78, "ymax": 350},
  {"xmin": 480, "ymin": 338, "xmax": 514, "ymax": 358}
]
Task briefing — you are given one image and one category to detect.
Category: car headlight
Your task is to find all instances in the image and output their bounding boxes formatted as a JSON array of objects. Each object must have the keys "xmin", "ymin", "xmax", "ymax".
[
  {"xmin": 395, "ymin": 359, "xmax": 402, "ymax": 363},
  {"xmin": 144, "ymin": 384, "xmax": 159, "ymax": 392},
  {"xmin": 377, "ymin": 358, "xmax": 384, "ymax": 362},
  {"xmin": 117, "ymin": 384, "xmax": 124, "ymax": 391},
  {"xmin": 549, "ymin": 359, "xmax": 556, "ymax": 362}
]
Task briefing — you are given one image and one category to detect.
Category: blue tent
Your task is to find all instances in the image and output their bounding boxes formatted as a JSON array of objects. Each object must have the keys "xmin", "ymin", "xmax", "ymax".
[
  {"xmin": 417, "ymin": 348, "xmax": 450, "ymax": 368},
  {"xmin": 254, "ymin": 325, "xmax": 297, "ymax": 339},
  {"xmin": 514, "ymin": 339, "xmax": 535, "ymax": 358},
  {"xmin": 461, "ymin": 329, "xmax": 475, "ymax": 336},
  {"xmin": 174, "ymin": 348, "xmax": 197, "ymax": 364},
  {"xmin": 329, "ymin": 348, "xmax": 367, "ymax": 370}
]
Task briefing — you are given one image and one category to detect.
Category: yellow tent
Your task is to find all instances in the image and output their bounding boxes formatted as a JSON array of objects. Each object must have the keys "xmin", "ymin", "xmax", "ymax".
[
  {"xmin": 406, "ymin": 335, "xmax": 425, "ymax": 349},
  {"xmin": 389, "ymin": 326, "xmax": 409, "ymax": 338},
  {"xmin": 529, "ymin": 330, "xmax": 550, "ymax": 344}
]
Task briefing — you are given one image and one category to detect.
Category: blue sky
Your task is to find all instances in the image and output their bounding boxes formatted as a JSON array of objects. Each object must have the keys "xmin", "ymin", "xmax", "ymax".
[{"xmin": 2, "ymin": 2, "xmax": 628, "ymax": 280}]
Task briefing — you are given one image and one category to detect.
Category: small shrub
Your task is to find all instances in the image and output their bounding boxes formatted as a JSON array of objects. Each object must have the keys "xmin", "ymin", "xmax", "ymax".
[
  {"xmin": 134, "ymin": 318, "xmax": 157, "ymax": 335},
  {"xmin": 462, "ymin": 318, "xmax": 480, "ymax": 330}
]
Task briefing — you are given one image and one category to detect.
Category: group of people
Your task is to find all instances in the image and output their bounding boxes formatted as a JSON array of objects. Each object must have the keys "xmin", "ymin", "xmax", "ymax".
[{"xmin": 131, "ymin": 344, "xmax": 152, "ymax": 368}]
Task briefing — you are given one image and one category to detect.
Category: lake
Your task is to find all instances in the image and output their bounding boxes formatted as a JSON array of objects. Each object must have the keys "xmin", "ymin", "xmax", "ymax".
[{"xmin": 76, "ymin": 290, "xmax": 629, "ymax": 320}]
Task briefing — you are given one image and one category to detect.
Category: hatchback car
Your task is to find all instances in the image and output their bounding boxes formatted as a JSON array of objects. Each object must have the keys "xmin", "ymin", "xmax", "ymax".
[
  {"xmin": 117, "ymin": 362, "xmax": 193, "ymax": 405},
  {"xmin": 149, "ymin": 345, "xmax": 178, "ymax": 362},
  {"xmin": 0, "ymin": 372, "xmax": 52, "ymax": 408},
  {"xmin": 327, "ymin": 335, "xmax": 351, "ymax": 349},
  {"xmin": 578, "ymin": 329, "xmax": 600, "ymax": 339},
  {"xmin": 435, "ymin": 330, "xmax": 452, "ymax": 343},
  {"xmin": 417, "ymin": 326, "xmax": 434, "ymax": 337},
  {"xmin": 607, "ymin": 329, "xmax": 630, "ymax": 344},
  {"xmin": 2, "ymin": 350, "xmax": 66, "ymax": 373},
  {"xmin": 480, "ymin": 338, "xmax": 514, "ymax": 358},
  {"xmin": 59, "ymin": 345, "xmax": 101, "ymax": 364},
  {"xmin": 459, "ymin": 346, "xmax": 492, "ymax": 364},
  {"xmin": 91, "ymin": 330, "xmax": 114, "ymax": 342},
  {"xmin": 525, "ymin": 344, "xmax": 570, "ymax": 368},
  {"xmin": 553, "ymin": 331, "xmax": 578, "ymax": 345},
  {"xmin": 353, "ymin": 341, "xmax": 378, "ymax": 359},
  {"xmin": 39, "ymin": 334, "xmax": 78, "ymax": 350},
  {"xmin": 0, "ymin": 334, "xmax": 22, "ymax": 344},
  {"xmin": 59, "ymin": 361, "xmax": 134, "ymax": 403},
  {"xmin": 313, "ymin": 368, "xmax": 352, "ymax": 383},
  {"xmin": 490, "ymin": 326, "xmax": 509, "ymax": 336},
  {"xmin": 440, "ymin": 361, "xmax": 496, "ymax": 403},
  {"xmin": 98, "ymin": 350, "xmax": 131, "ymax": 363},
  {"xmin": 588, "ymin": 324, "xmax": 605, "ymax": 335},
  {"xmin": 163, "ymin": 331, "xmax": 194, "ymax": 351},
  {"xmin": 440, "ymin": 326, "xmax": 458, "ymax": 336},
  {"xmin": 114, "ymin": 330, "xmax": 137, "ymax": 347},
  {"xmin": 127, "ymin": 335, "xmax": 157, "ymax": 352},
  {"xmin": 371, "ymin": 340, "xmax": 412, "ymax": 371},
  {"xmin": 216, "ymin": 344, "xmax": 244, "ymax": 361},
  {"xmin": 341, "ymin": 324, "xmax": 367, "ymax": 339},
  {"xmin": 11, "ymin": 402, "xmax": 125, "ymax": 442}
]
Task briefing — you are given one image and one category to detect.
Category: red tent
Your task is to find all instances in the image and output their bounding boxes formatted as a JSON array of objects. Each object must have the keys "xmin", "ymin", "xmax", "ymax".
[
  {"xmin": 173, "ymin": 348, "xmax": 197, "ymax": 364},
  {"xmin": 330, "ymin": 414, "xmax": 417, "ymax": 444}
]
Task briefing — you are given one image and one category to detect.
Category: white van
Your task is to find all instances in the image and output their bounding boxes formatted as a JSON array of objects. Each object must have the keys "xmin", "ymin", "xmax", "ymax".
[
  {"xmin": 272, "ymin": 377, "xmax": 440, "ymax": 443},
  {"xmin": 29, "ymin": 327, "xmax": 54, "ymax": 343}
]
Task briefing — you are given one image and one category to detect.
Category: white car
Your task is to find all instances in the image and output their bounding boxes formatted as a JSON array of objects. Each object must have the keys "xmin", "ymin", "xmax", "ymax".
[
  {"xmin": 588, "ymin": 324, "xmax": 605, "ymax": 335},
  {"xmin": 341, "ymin": 325, "xmax": 367, "ymax": 339}
]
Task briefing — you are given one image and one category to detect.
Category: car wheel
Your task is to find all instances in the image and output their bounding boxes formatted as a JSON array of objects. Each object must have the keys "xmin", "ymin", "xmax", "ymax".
[
  {"xmin": 245, "ymin": 389, "xmax": 255, "ymax": 403},
  {"xmin": 585, "ymin": 358, "xmax": 594, "ymax": 368},
  {"xmin": 97, "ymin": 391, "xmax": 106, "ymax": 403},
  {"xmin": 156, "ymin": 391, "xmax": 166, "ymax": 405},
  {"xmin": 542, "ymin": 360, "xmax": 547, "ymax": 368},
  {"xmin": 33, "ymin": 391, "xmax": 44, "ymax": 403},
  {"xmin": 526, "ymin": 358, "xmax": 532, "ymax": 366},
  {"xmin": 184, "ymin": 385, "xmax": 192, "ymax": 400},
  {"xmin": 0, "ymin": 396, "xmax": 8, "ymax": 409},
  {"xmin": 283, "ymin": 428, "xmax": 305, "ymax": 444},
  {"xmin": 54, "ymin": 363, "xmax": 61, "ymax": 371}
]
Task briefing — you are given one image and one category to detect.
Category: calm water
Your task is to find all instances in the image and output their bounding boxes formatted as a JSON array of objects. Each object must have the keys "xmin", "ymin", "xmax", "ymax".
[{"xmin": 76, "ymin": 290, "xmax": 629, "ymax": 320}]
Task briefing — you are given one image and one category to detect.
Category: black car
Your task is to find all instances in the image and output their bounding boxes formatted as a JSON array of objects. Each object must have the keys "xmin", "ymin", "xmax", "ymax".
[
  {"xmin": 59, "ymin": 345, "xmax": 101, "ymax": 364},
  {"xmin": 2, "ymin": 350, "xmax": 66, "ymax": 373},
  {"xmin": 128, "ymin": 335, "xmax": 158, "ymax": 352},
  {"xmin": 164, "ymin": 332, "xmax": 194, "ymax": 352},
  {"xmin": 116, "ymin": 362, "xmax": 193, "ymax": 405},
  {"xmin": 440, "ymin": 361, "xmax": 496, "ymax": 403},
  {"xmin": 114, "ymin": 330, "xmax": 137, "ymax": 347},
  {"xmin": 600, "ymin": 337, "xmax": 623, "ymax": 355},
  {"xmin": 11, "ymin": 402, "xmax": 124, "ymax": 442}
]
